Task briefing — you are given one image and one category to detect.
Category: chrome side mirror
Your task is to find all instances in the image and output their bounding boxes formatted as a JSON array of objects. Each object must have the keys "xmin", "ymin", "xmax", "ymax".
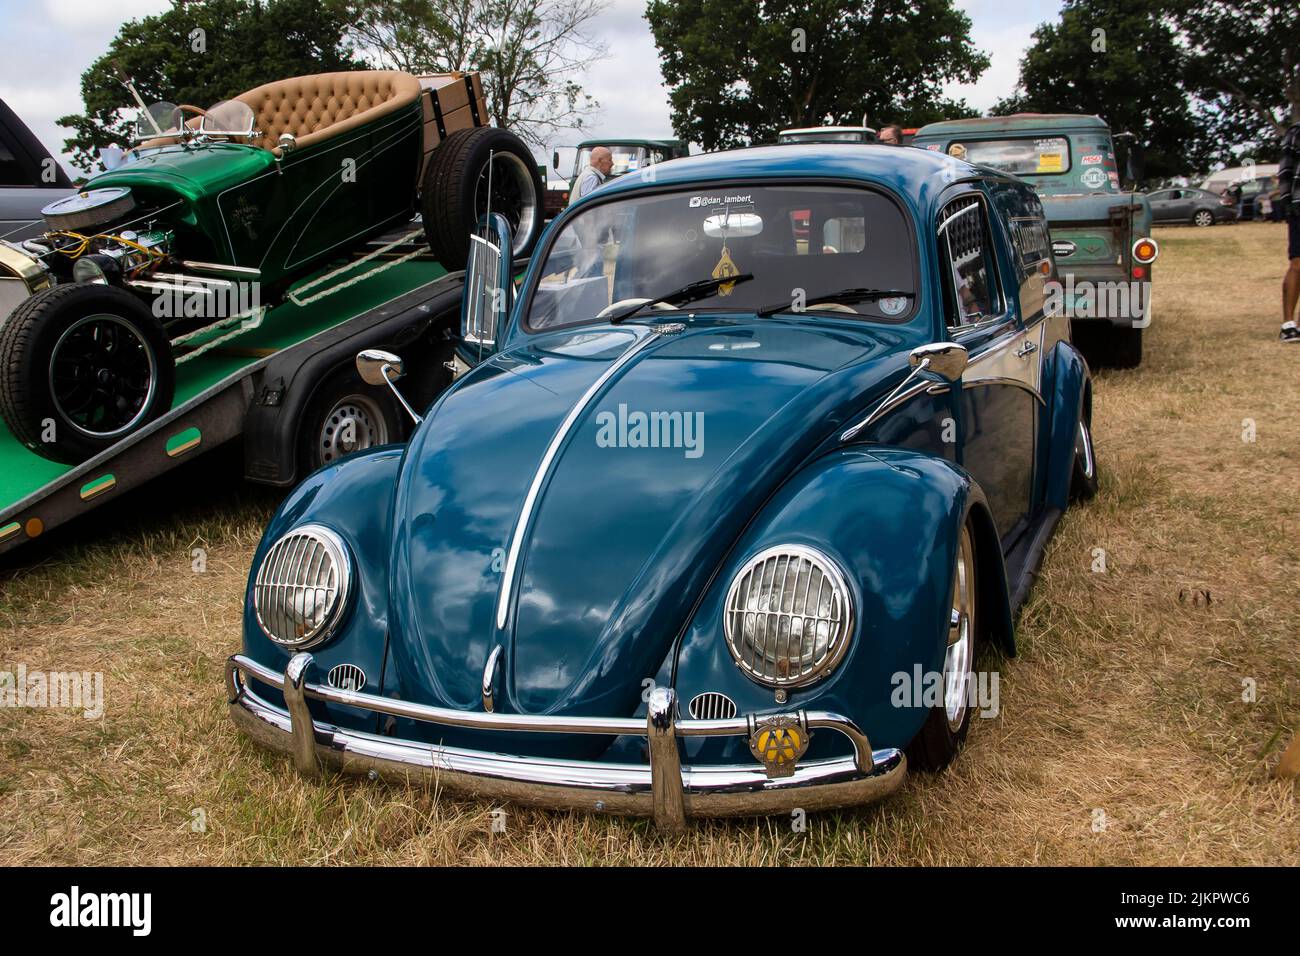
[
  {"xmin": 277, "ymin": 133, "xmax": 297, "ymax": 155},
  {"xmin": 357, "ymin": 348, "xmax": 402, "ymax": 385},
  {"xmin": 909, "ymin": 342, "xmax": 968, "ymax": 382},
  {"xmin": 356, "ymin": 350, "xmax": 421, "ymax": 424}
]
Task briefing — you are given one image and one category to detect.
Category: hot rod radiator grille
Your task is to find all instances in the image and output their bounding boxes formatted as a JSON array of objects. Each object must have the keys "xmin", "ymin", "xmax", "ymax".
[{"xmin": 723, "ymin": 547, "xmax": 851, "ymax": 687}]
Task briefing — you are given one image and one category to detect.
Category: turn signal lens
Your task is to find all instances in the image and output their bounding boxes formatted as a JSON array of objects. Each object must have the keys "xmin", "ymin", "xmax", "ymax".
[
  {"xmin": 1132, "ymin": 265, "xmax": 1146, "ymax": 279},
  {"xmin": 1132, "ymin": 238, "xmax": 1159, "ymax": 264}
]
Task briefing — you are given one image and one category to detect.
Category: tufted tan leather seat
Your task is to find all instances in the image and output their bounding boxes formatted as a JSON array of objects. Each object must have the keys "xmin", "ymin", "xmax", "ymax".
[{"xmin": 236, "ymin": 71, "xmax": 423, "ymax": 154}]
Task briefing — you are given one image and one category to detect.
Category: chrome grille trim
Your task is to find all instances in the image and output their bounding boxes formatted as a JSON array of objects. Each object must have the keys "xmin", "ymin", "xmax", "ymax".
[
  {"xmin": 723, "ymin": 545, "xmax": 853, "ymax": 688},
  {"xmin": 688, "ymin": 692, "xmax": 737, "ymax": 720},
  {"xmin": 326, "ymin": 663, "xmax": 366, "ymax": 692},
  {"xmin": 253, "ymin": 524, "xmax": 351, "ymax": 648}
]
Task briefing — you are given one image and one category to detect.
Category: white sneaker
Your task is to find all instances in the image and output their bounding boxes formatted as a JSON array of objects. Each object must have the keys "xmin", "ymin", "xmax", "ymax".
[{"xmin": 1281, "ymin": 322, "xmax": 1300, "ymax": 343}]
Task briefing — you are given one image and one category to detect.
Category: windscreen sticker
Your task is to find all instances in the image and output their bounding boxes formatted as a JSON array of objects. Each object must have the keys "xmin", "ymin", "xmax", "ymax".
[
  {"xmin": 948, "ymin": 143, "xmax": 967, "ymax": 159},
  {"xmin": 1108, "ymin": 171, "xmax": 1121, "ymax": 187},
  {"xmin": 1037, "ymin": 152, "xmax": 1064, "ymax": 172},
  {"xmin": 689, "ymin": 193, "xmax": 753, "ymax": 208},
  {"xmin": 925, "ymin": 144, "xmax": 941, "ymax": 151},
  {"xmin": 712, "ymin": 244, "xmax": 740, "ymax": 295}
]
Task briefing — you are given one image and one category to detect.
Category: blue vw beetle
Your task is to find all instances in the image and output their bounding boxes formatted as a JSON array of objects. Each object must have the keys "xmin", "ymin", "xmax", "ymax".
[{"xmin": 227, "ymin": 144, "xmax": 1097, "ymax": 832}]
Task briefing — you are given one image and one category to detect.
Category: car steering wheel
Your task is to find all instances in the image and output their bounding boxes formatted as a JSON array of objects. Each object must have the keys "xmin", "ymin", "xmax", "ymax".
[{"xmin": 596, "ymin": 299, "xmax": 681, "ymax": 318}]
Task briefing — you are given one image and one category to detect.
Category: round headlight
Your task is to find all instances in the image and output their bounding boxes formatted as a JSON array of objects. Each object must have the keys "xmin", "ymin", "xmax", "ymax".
[
  {"xmin": 72, "ymin": 255, "xmax": 114, "ymax": 285},
  {"xmin": 724, "ymin": 545, "xmax": 853, "ymax": 688},
  {"xmin": 253, "ymin": 524, "xmax": 352, "ymax": 648}
]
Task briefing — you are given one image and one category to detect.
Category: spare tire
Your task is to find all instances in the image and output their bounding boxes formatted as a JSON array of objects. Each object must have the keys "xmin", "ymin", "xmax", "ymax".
[
  {"xmin": 422, "ymin": 127, "xmax": 543, "ymax": 270},
  {"xmin": 0, "ymin": 283, "xmax": 175, "ymax": 463}
]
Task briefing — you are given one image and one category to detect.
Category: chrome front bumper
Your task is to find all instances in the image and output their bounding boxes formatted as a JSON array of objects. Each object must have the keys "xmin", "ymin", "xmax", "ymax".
[{"xmin": 226, "ymin": 653, "xmax": 906, "ymax": 832}]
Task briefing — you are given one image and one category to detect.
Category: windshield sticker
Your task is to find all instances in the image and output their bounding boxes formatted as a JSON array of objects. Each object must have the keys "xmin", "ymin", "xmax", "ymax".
[
  {"xmin": 1037, "ymin": 152, "xmax": 1064, "ymax": 173},
  {"xmin": 1081, "ymin": 154, "xmax": 1103, "ymax": 165},
  {"xmin": 947, "ymin": 143, "xmax": 967, "ymax": 160},
  {"xmin": 925, "ymin": 144, "xmax": 941, "ymax": 151},
  {"xmin": 1081, "ymin": 167, "xmax": 1108, "ymax": 189},
  {"xmin": 689, "ymin": 194, "xmax": 753, "ymax": 208},
  {"xmin": 878, "ymin": 296, "xmax": 908, "ymax": 317},
  {"xmin": 712, "ymin": 245, "xmax": 740, "ymax": 295}
]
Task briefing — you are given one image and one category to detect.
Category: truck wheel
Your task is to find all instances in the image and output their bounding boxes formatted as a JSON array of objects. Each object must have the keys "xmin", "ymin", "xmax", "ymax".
[
  {"xmin": 422, "ymin": 126, "xmax": 543, "ymax": 270},
  {"xmin": 298, "ymin": 366, "xmax": 408, "ymax": 476},
  {"xmin": 1105, "ymin": 326, "xmax": 1143, "ymax": 369},
  {"xmin": 906, "ymin": 522, "xmax": 978, "ymax": 772},
  {"xmin": 0, "ymin": 284, "xmax": 175, "ymax": 463}
]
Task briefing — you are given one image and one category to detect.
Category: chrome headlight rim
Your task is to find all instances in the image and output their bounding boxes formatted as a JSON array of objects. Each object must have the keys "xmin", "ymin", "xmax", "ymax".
[
  {"xmin": 252, "ymin": 523, "xmax": 353, "ymax": 649},
  {"xmin": 723, "ymin": 543, "xmax": 855, "ymax": 689}
]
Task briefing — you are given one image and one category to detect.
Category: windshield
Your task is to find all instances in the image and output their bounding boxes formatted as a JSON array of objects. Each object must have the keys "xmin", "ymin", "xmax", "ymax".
[
  {"xmin": 576, "ymin": 145, "xmax": 661, "ymax": 177},
  {"xmin": 779, "ymin": 130, "xmax": 874, "ymax": 144},
  {"xmin": 947, "ymin": 136, "xmax": 1072, "ymax": 175},
  {"xmin": 526, "ymin": 184, "xmax": 917, "ymax": 331}
]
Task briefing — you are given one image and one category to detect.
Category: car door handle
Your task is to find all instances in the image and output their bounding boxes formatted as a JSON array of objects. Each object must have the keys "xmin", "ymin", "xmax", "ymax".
[{"xmin": 1015, "ymin": 340, "xmax": 1038, "ymax": 359}]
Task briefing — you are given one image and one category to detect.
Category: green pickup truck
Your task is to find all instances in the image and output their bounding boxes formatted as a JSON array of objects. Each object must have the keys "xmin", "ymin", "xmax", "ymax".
[{"xmin": 912, "ymin": 114, "xmax": 1157, "ymax": 368}]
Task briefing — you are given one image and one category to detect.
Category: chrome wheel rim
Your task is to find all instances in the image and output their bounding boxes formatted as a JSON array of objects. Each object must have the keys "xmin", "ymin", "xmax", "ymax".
[
  {"xmin": 944, "ymin": 525, "xmax": 976, "ymax": 732},
  {"xmin": 1194, "ymin": 211, "xmax": 1213, "ymax": 226},
  {"xmin": 1076, "ymin": 419, "xmax": 1095, "ymax": 479},
  {"xmin": 318, "ymin": 393, "xmax": 387, "ymax": 464},
  {"xmin": 475, "ymin": 151, "xmax": 538, "ymax": 257},
  {"xmin": 49, "ymin": 313, "xmax": 157, "ymax": 439}
]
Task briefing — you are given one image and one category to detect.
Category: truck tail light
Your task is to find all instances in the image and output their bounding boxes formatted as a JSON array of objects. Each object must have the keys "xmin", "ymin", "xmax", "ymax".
[{"xmin": 1132, "ymin": 238, "xmax": 1158, "ymax": 264}]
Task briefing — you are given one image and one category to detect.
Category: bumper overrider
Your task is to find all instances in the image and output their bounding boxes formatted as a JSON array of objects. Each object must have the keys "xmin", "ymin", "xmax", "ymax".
[{"xmin": 226, "ymin": 652, "xmax": 906, "ymax": 832}]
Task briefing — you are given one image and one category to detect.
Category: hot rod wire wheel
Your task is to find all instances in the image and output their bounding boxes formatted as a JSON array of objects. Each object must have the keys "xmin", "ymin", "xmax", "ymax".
[
  {"xmin": 0, "ymin": 283, "xmax": 174, "ymax": 464},
  {"xmin": 1070, "ymin": 414, "xmax": 1099, "ymax": 501},
  {"xmin": 298, "ymin": 365, "xmax": 407, "ymax": 477},
  {"xmin": 906, "ymin": 522, "xmax": 979, "ymax": 772},
  {"xmin": 421, "ymin": 126, "xmax": 544, "ymax": 271}
]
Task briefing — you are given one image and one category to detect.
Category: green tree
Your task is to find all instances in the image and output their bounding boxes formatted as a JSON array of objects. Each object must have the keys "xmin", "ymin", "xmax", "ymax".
[
  {"xmin": 347, "ymin": 0, "xmax": 608, "ymax": 148},
  {"xmin": 644, "ymin": 0, "xmax": 989, "ymax": 150},
  {"xmin": 58, "ymin": 0, "xmax": 362, "ymax": 173},
  {"xmin": 1176, "ymin": 1, "xmax": 1300, "ymax": 161},
  {"xmin": 991, "ymin": 0, "xmax": 1211, "ymax": 178}
]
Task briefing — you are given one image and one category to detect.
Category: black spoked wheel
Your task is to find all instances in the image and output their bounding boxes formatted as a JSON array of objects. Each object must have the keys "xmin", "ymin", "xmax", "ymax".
[
  {"xmin": 0, "ymin": 284, "xmax": 175, "ymax": 463},
  {"xmin": 421, "ymin": 126, "xmax": 543, "ymax": 270},
  {"xmin": 50, "ymin": 315, "xmax": 158, "ymax": 438}
]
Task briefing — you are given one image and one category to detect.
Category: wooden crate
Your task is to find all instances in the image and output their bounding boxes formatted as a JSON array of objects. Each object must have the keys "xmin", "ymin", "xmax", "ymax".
[{"xmin": 416, "ymin": 72, "xmax": 490, "ymax": 179}]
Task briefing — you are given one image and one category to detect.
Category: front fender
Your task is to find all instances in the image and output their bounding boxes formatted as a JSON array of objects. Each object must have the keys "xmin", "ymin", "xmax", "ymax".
[
  {"xmin": 671, "ymin": 446, "xmax": 1012, "ymax": 762},
  {"xmin": 239, "ymin": 446, "xmax": 403, "ymax": 729}
]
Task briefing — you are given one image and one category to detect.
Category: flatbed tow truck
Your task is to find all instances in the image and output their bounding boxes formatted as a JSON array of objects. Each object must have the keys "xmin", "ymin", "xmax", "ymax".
[{"xmin": 0, "ymin": 227, "xmax": 473, "ymax": 558}]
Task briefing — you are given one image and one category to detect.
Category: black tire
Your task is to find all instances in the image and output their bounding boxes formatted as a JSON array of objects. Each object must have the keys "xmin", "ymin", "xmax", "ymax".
[
  {"xmin": 1070, "ymin": 410, "xmax": 1099, "ymax": 501},
  {"xmin": 421, "ymin": 126, "xmax": 543, "ymax": 271},
  {"xmin": 297, "ymin": 365, "xmax": 409, "ymax": 476},
  {"xmin": 906, "ymin": 521, "xmax": 979, "ymax": 772},
  {"xmin": 0, "ymin": 283, "xmax": 175, "ymax": 464},
  {"xmin": 1193, "ymin": 209, "xmax": 1214, "ymax": 227},
  {"xmin": 1104, "ymin": 325, "xmax": 1143, "ymax": 369}
]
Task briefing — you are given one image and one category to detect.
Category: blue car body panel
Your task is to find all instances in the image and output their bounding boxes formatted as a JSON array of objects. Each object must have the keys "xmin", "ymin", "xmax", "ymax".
[{"xmin": 237, "ymin": 142, "xmax": 1091, "ymax": 775}]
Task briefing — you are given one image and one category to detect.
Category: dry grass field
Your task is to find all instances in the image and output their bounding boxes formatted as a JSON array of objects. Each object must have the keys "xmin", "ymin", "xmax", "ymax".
[{"xmin": 1, "ymin": 221, "xmax": 1297, "ymax": 865}]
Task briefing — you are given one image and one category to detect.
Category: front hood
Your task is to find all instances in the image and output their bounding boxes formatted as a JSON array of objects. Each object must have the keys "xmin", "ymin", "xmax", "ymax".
[
  {"xmin": 89, "ymin": 143, "xmax": 276, "ymax": 202},
  {"xmin": 388, "ymin": 319, "xmax": 911, "ymax": 719}
]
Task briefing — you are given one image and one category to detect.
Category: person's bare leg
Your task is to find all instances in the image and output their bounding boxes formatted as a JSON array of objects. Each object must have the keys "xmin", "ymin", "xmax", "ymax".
[{"xmin": 1285, "ymin": 257, "xmax": 1300, "ymax": 325}]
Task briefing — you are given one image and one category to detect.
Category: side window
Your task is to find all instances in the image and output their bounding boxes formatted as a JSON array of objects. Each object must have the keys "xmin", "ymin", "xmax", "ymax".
[
  {"xmin": 938, "ymin": 196, "xmax": 1000, "ymax": 329},
  {"xmin": 0, "ymin": 138, "xmax": 27, "ymax": 187}
]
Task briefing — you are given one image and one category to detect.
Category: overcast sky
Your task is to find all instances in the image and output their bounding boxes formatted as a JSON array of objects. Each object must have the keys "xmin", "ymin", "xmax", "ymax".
[{"xmin": 0, "ymin": 0, "xmax": 1065, "ymax": 175}]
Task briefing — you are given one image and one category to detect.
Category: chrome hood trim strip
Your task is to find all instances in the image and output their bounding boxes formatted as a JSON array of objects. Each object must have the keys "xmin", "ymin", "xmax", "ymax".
[{"xmin": 495, "ymin": 326, "xmax": 662, "ymax": 630}]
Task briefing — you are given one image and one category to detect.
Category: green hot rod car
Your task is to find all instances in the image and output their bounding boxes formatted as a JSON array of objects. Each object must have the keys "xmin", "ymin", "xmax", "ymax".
[{"xmin": 0, "ymin": 69, "xmax": 542, "ymax": 463}]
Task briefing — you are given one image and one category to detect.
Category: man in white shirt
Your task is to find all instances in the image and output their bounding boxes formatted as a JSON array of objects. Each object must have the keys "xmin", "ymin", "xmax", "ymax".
[{"xmin": 568, "ymin": 146, "xmax": 613, "ymax": 207}]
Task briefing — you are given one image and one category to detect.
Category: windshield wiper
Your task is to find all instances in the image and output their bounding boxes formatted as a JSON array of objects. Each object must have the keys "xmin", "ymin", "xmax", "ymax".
[
  {"xmin": 756, "ymin": 288, "xmax": 915, "ymax": 317},
  {"xmin": 608, "ymin": 273, "xmax": 755, "ymax": 323}
]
